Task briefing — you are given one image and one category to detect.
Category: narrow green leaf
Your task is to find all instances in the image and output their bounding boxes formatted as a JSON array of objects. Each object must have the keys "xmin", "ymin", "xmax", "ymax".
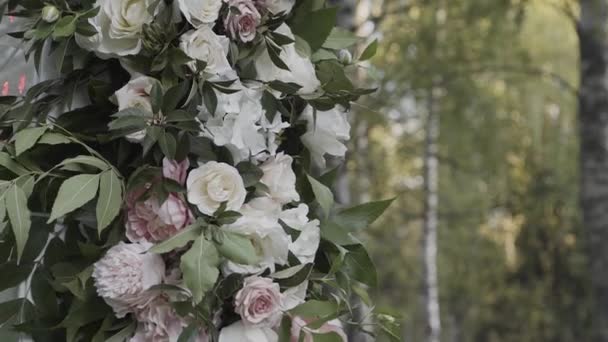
[
  {"xmin": 202, "ymin": 82, "xmax": 218, "ymax": 115},
  {"xmin": 48, "ymin": 174, "xmax": 100, "ymax": 223},
  {"xmin": 307, "ymin": 175, "xmax": 334, "ymax": 218},
  {"xmin": 359, "ymin": 39, "xmax": 378, "ymax": 61},
  {"xmin": 180, "ymin": 236, "xmax": 220, "ymax": 303},
  {"xmin": 343, "ymin": 244, "xmax": 377, "ymax": 288},
  {"xmin": 215, "ymin": 232, "xmax": 259, "ymax": 265},
  {"xmin": 0, "ymin": 152, "xmax": 28, "ymax": 175},
  {"xmin": 96, "ymin": 170, "xmax": 122, "ymax": 234},
  {"xmin": 6, "ymin": 185, "xmax": 31, "ymax": 261},
  {"xmin": 0, "ymin": 262, "xmax": 34, "ymax": 292},
  {"xmin": 59, "ymin": 155, "xmax": 109, "ymax": 171},
  {"xmin": 149, "ymin": 224, "xmax": 204, "ymax": 254},
  {"xmin": 105, "ymin": 322, "xmax": 136, "ymax": 342},
  {"xmin": 323, "ymin": 27, "xmax": 358, "ymax": 49},
  {"xmin": 38, "ymin": 132, "xmax": 72, "ymax": 145},
  {"xmin": 333, "ymin": 198, "xmax": 395, "ymax": 231},
  {"xmin": 13, "ymin": 126, "xmax": 47, "ymax": 156}
]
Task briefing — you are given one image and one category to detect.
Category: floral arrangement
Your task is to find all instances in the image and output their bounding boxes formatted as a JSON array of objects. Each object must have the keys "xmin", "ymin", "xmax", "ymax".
[{"xmin": 0, "ymin": 0, "xmax": 397, "ymax": 341}]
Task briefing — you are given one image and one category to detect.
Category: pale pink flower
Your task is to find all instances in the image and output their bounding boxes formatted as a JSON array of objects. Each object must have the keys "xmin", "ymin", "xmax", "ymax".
[
  {"xmin": 127, "ymin": 192, "xmax": 193, "ymax": 243},
  {"xmin": 234, "ymin": 276, "xmax": 283, "ymax": 327},
  {"xmin": 162, "ymin": 158, "xmax": 190, "ymax": 185},
  {"xmin": 131, "ymin": 297, "xmax": 209, "ymax": 342},
  {"xmin": 290, "ymin": 317, "xmax": 348, "ymax": 342},
  {"xmin": 92, "ymin": 242, "xmax": 165, "ymax": 318},
  {"xmin": 224, "ymin": 0, "xmax": 261, "ymax": 43}
]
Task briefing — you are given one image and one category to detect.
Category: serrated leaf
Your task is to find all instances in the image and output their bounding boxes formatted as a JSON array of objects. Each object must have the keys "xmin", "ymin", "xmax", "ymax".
[
  {"xmin": 149, "ymin": 223, "xmax": 204, "ymax": 254},
  {"xmin": 180, "ymin": 236, "xmax": 220, "ymax": 303},
  {"xmin": 307, "ymin": 175, "xmax": 334, "ymax": 218},
  {"xmin": 13, "ymin": 126, "xmax": 47, "ymax": 155},
  {"xmin": 333, "ymin": 198, "xmax": 394, "ymax": 231},
  {"xmin": 6, "ymin": 185, "xmax": 31, "ymax": 262},
  {"xmin": 96, "ymin": 170, "xmax": 122, "ymax": 234},
  {"xmin": 48, "ymin": 174, "xmax": 100, "ymax": 223},
  {"xmin": 215, "ymin": 232, "xmax": 259, "ymax": 265},
  {"xmin": 359, "ymin": 39, "xmax": 378, "ymax": 61}
]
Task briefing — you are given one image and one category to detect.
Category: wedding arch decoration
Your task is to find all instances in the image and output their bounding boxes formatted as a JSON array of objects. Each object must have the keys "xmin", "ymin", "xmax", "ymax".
[{"xmin": 0, "ymin": 0, "xmax": 397, "ymax": 341}]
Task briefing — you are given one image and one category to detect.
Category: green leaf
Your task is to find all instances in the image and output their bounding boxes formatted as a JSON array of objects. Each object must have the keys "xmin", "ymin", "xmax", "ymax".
[
  {"xmin": 0, "ymin": 261, "xmax": 34, "ymax": 292},
  {"xmin": 96, "ymin": 170, "xmax": 123, "ymax": 234},
  {"xmin": 323, "ymin": 28, "xmax": 358, "ymax": 49},
  {"xmin": 52, "ymin": 15, "xmax": 77, "ymax": 38},
  {"xmin": 180, "ymin": 236, "xmax": 220, "ymax": 303},
  {"xmin": 215, "ymin": 232, "xmax": 259, "ymax": 265},
  {"xmin": 343, "ymin": 244, "xmax": 377, "ymax": 288},
  {"xmin": 202, "ymin": 82, "xmax": 218, "ymax": 115},
  {"xmin": 307, "ymin": 175, "xmax": 334, "ymax": 218},
  {"xmin": 59, "ymin": 155, "xmax": 109, "ymax": 171},
  {"xmin": 333, "ymin": 198, "xmax": 394, "ymax": 231},
  {"xmin": 290, "ymin": 300, "xmax": 339, "ymax": 318},
  {"xmin": 0, "ymin": 298, "xmax": 31, "ymax": 325},
  {"xmin": 312, "ymin": 332, "xmax": 345, "ymax": 342},
  {"xmin": 236, "ymin": 161, "xmax": 263, "ymax": 188},
  {"xmin": 359, "ymin": 39, "xmax": 378, "ymax": 61},
  {"xmin": 177, "ymin": 323, "xmax": 199, "ymax": 342},
  {"xmin": 13, "ymin": 126, "xmax": 47, "ymax": 156},
  {"xmin": 6, "ymin": 185, "xmax": 31, "ymax": 261},
  {"xmin": 292, "ymin": 7, "xmax": 338, "ymax": 51},
  {"xmin": 320, "ymin": 221, "xmax": 359, "ymax": 246},
  {"xmin": 159, "ymin": 130, "xmax": 177, "ymax": 159},
  {"xmin": 38, "ymin": 132, "xmax": 72, "ymax": 145},
  {"xmin": 105, "ymin": 322, "xmax": 136, "ymax": 342},
  {"xmin": 0, "ymin": 152, "xmax": 28, "ymax": 175},
  {"xmin": 48, "ymin": 173, "xmax": 100, "ymax": 223},
  {"xmin": 149, "ymin": 223, "xmax": 204, "ymax": 254}
]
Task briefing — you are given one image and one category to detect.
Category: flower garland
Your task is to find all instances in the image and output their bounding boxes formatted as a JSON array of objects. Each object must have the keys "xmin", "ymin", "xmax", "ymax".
[{"xmin": 0, "ymin": 0, "xmax": 397, "ymax": 341}]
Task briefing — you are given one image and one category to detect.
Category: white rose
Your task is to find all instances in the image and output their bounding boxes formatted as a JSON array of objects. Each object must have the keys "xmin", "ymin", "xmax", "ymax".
[
  {"xmin": 300, "ymin": 105, "xmax": 350, "ymax": 168},
  {"xmin": 219, "ymin": 321, "xmax": 277, "ymax": 342},
  {"xmin": 264, "ymin": 0, "xmax": 295, "ymax": 15},
  {"xmin": 259, "ymin": 152, "xmax": 299, "ymax": 204},
  {"xmin": 76, "ymin": 0, "xmax": 159, "ymax": 56},
  {"xmin": 254, "ymin": 24, "xmax": 321, "ymax": 95},
  {"xmin": 180, "ymin": 26, "xmax": 233, "ymax": 77},
  {"xmin": 222, "ymin": 198, "xmax": 290, "ymax": 274},
  {"xmin": 186, "ymin": 161, "xmax": 247, "ymax": 215},
  {"xmin": 280, "ymin": 204, "xmax": 320, "ymax": 264},
  {"xmin": 114, "ymin": 76, "xmax": 158, "ymax": 143},
  {"xmin": 177, "ymin": 0, "xmax": 222, "ymax": 27}
]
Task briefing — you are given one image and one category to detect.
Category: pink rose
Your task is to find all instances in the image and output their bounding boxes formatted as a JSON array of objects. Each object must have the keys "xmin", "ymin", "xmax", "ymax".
[
  {"xmin": 127, "ymin": 192, "xmax": 193, "ymax": 243},
  {"xmin": 234, "ymin": 276, "xmax": 283, "ymax": 327},
  {"xmin": 162, "ymin": 157, "xmax": 190, "ymax": 185},
  {"xmin": 290, "ymin": 317, "xmax": 348, "ymax": 342},
  {"xmin": 224, "ymin": 0, "xmax": 261, "ymax": 43}
]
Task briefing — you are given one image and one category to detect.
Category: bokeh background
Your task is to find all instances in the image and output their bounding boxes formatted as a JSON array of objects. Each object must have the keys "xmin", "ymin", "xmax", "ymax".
[{"xmin": 0, "ymin": 0, "xmax": 586, "ymax": 341}]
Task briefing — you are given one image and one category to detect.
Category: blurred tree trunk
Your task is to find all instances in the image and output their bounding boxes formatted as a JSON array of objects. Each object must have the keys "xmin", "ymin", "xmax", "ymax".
[
  {"xmin": 422, "ymin": 89, "xmax": 441, "ymax": 342},
  {"xmin": 579, "ymin": 1, "xmax": 608, "ymax": 341}
]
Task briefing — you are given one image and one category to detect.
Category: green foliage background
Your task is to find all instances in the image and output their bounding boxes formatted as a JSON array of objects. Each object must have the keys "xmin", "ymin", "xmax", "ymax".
[{"xmin": 348, "ymin": 0, "xmax": 587, "ymax": 340}]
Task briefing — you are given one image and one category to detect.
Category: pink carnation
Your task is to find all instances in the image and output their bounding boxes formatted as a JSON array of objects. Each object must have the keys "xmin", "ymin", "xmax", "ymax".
[
  {"xmin": 162, "ymin": 158, "xmax": 190, "ymax": 185},
  {"xmin": 234, "ymin": 276, "xmax": 283, "ymax": 327},
  {"xmin": 127, "ymin": 192, "xmax": 193, "ymax": 243},
  {"xmin": 290, "ymin": 317, "xmax": 347, "ymax": 342},
  {"xmin": 224, "ymin": 0, "xmax": 261, "ymax": 43}
]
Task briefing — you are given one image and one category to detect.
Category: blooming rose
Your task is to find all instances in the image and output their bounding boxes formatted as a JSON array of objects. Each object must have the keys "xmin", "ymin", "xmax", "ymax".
[
  {"xmin": 76, "ymin": 0, "xmax": 159, "ymax": 56},
  {"xmin": 224, "ymin": 0, "xmax": 261, "ymax": 43},
  {"xmin": 300, "ymin": 105, "xmax": 350, "ymax": 168},
  {"xmin": 131, "ymin": 297, "xmax": 209, "ymax": 342},
  {"xmin": 177, "ymin": 0, "xmax": 222, "ymax": 27},
  {"xmin": 114, "ymin": 76, "xmax": 159, "ymax": 143},
  {"xmin": 218, "ymin": 321, "xmax": 278, "ymax": 342},
  {"xmin": 254, "ymin": 24, "xmax": 321, "ymax": 94},
  {"xmin": 179, "ymin": 26, "xmax": 233, "ymax": 77},
  {"xmin": 163, "ymin": 158, "xmax": 190, "ymax": 185},
  {"xmin": 280, "ymin": 204, "xmax": 320, "ymax": 264},
  {"xmin": 92, "ymin": 242, "xmax": 165, "ymax": 317},
  {"xmin": 186, "ymin": 161, "xmax": 247, "ymax": 215},
  {"xmin": 127, "ymin": 192, "xmax": 193, "ymax": 243},
  {"xmin": 290, "ymin": 317, "xmax": 347, "ymax": 342},
  {"xmin": 222, "ymin": 197, "xmax": 289, "ymax": 274},
  {"xmin": 263, "ymin": 0, "xmax": 295, "ymax": 14},
  {"xmin": 235, "ymin": 276, "xmax": 283, "ymax": 327},
  {"xmin": 259, "ymin": 152, "xmax": 299, "ymax": 204}
]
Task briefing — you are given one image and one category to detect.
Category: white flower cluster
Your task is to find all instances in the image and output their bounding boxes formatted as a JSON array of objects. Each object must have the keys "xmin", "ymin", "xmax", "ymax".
[{"xmin": 85, "ymin": 0, "xmax": 351, "ymax": 340}]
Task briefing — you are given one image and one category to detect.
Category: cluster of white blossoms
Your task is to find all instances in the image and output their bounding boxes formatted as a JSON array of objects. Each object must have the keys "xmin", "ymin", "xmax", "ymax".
[{"xmin": 84, "ymin": 0, "xmax": 352, "ymax": 340}]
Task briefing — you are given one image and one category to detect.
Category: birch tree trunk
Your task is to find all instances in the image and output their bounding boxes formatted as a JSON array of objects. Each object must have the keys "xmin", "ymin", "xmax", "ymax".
[
  {"xmin": 579, "ymin": 1, "xmax": 608, "ymax": 341},
  {"xmin": 422, "ymin": 90, "xmax": 441, "ymax": 342}
]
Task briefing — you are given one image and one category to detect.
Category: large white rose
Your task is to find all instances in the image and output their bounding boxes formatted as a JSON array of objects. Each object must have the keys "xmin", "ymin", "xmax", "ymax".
[
  {"xmin": 179, "ymin": 26, "xmax": 233, "ymax": 77},
  {"xmin": 186, "ymin": 161, "xmax": 247, "ymax": 215},
  {"xmin": 300, "ymin": 105, "xmax": 351, "ymax": 168},
  {"xmin": 222, "ymin": 198, "xmax": 290, "ymax": 274},
  {"xmin": 259, "ymin": 152, "xmax": 299, "ymax": 204},
  {"xmin": 254, "ymin": 24, "xmax": 321, "ymax": 95},
  {"xmin": 280, "ymin": 204, "xmax": 320, "ymax": 264},
  {"xmin": 177, "ymin": 0, "xmax": 222, "ymax": 27},
  {"xmin": 114, "ymin": 76, "xmax": 158, "ymax": 143},
  {"xmin": 76, "ymin": 0, "xmax": 159, "ymax": 56},
  {"xmin": 219, "ymin": 321, "xmax": 277, "ymax": 342}
]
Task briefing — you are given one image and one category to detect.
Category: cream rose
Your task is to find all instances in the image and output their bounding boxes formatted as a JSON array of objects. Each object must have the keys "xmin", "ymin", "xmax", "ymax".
[
  {"xmin": 177, "ymin": 0, "xmax": 223, "ymax": 27},
  {"xmin": 114, "ymin": 76, "xmax": 158, "ymax": 143},
  {"xmin": 76, "ymin": 0, "xmax": 159, "ymax": 56},
  {"xmin": 218, "ymin": 321, "xmax": 278, "ymax": 342},
  {"xmin": 179, "ymin": 26, "xmax": 233, "ymax": 77},
  {"xmin": 235, "ymin": 276, "xmax": 283, "ymax": 327},
  {"xmin": 259, "ymin": 152, "xmax": 299, "ymax": 204},
  {"xmin": 186, "ymin": 161, "xmax": 247, "ymax": 215}
]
